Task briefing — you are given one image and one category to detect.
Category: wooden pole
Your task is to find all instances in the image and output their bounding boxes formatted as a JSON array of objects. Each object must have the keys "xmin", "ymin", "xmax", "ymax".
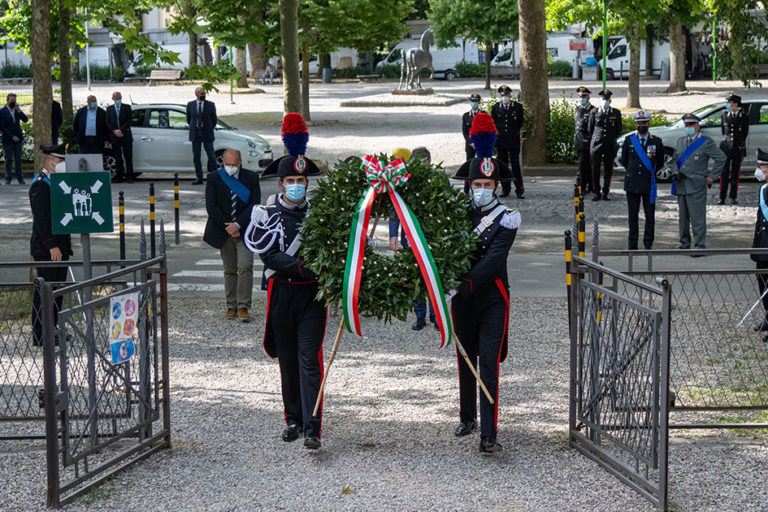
[
  {"xmin": 312, "ymin": 318, "xmax": 345, "ymax": 416},
  {"xmin": 453, "ymin": 333, "xmax": 495, "ymax": 405}
]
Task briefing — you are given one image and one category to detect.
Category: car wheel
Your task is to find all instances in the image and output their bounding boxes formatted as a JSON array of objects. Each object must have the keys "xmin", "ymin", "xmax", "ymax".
[
  {"xmin": 657, "ymin": 147, "xmax": 675, "ymax": 182},
  {"xmin": 446, "ymin": 70, "xmax": 456, "ymax": 80},
  {"xmin": 103, "ymin": 154, "xmax": 118, "ymax": 179},
  {"xmin": 605, "ymin": 68, "xmax": 615, "ymax": 81}
]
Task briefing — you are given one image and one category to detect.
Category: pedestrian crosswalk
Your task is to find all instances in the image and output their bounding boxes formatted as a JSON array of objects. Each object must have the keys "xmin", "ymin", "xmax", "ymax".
[{"xmin": 167, "ymin": 253, "xmax": 265, "ymax": 294}]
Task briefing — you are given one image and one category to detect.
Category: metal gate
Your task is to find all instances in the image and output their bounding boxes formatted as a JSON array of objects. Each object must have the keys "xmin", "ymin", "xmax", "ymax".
[
  {"xmin": 567, "ymin": 253, "xmax": 672, "ymax": 511},
  {"xmin": 37, "ymin": 253, "xmax": 170, "ymax": 507}
]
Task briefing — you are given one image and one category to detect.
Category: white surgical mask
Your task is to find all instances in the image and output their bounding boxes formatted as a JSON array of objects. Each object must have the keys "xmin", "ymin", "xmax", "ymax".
[
  {"xmin": 501, "ymin": 96, "xmax": 511, "ymax": 104},
  {"xmin": 756, "ymin": 167, "xmax": 766, "ymax": 182},
  {"xmin": 580, "ymin": 98, "xmax": 588, "ymax": 106},
  {"xmin": 684, "ymin": 127, "xmax": 696, "ymax": 137},
  {"xmin": 114, "ymin": 100, "xmax": 122, "ymax": 108},
  {"xmin": 54, "ymin": 161, "xmax": 66, "ymax": 173},
  {"xmin": 285, "ymin": 184, "xmax": 306, "ymax": 202},
  {"xmin": 470, "ymin": 101, "xmax": 479, "ymax": 109},
  {"xmin": 602, "ymin": 100, "xmax": 611, "ymax": 109},
  {"xmin": 472, "ymin": 188, "xmax": 494, "ymax": 207},
  {"xmin": 224, "ymin": 165, "xmax": 238, "ymax": 176}
]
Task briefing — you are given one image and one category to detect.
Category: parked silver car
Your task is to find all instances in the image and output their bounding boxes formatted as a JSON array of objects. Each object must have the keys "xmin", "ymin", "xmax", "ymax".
[
  {"xmin": 616, "ymin": 100, "xmax": 768, "ymax": 177},
  {"xmin": 103, "ymin": 103, "xmax": 273, "ymax": 178}
]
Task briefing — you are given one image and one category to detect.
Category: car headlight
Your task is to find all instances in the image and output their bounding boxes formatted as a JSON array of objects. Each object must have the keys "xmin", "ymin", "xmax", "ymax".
[
  {"xmin": 247, "ymin": 139, "xmax": 257, "ymax": 148},
  {"xmin": 248, "ymin": 149, "xmax": 259, "ymax": 157}
]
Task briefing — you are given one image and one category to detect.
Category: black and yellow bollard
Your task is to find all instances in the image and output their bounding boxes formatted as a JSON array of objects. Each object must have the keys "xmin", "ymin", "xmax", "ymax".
[
  {"xmin": 565, "ymin": 230, "xmax": 573, "ymax": 330},
  {"xmin": 578, "ymin": 213, "xmax": 586, "ymax": 259},
  {"xmin": 119, "ymin": 191, "xmax": 126, "ymax": 261},
  {"xmin": 173, "ymin": 173, "xmax": 180, "ymax": 245},
  {"xmin": 149, "ymin": 183, "xmax": 156, "ymax": 258}
]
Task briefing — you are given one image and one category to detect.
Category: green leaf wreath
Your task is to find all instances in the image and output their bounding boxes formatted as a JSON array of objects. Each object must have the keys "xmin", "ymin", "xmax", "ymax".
[{"xmin": 301, "ymin": 154, "xmax": 475, "ymax": 323}]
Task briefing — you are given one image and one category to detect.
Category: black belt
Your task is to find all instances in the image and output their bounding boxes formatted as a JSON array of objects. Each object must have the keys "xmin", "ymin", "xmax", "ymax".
[{"xmin": 84, "ymin": 135, "xmax": 98, "ymax": 139}]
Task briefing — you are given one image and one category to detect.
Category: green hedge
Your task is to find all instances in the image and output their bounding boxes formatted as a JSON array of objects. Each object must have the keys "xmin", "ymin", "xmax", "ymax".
[
  {"xmin": 78, "ymin": 64, "xmax": 124, "ymax": 82},
  {"xmin": 546, "ymin": 98, "xmax": 577, "ymax": 163},
  {"xmin": 548, "ymin": 60, "xmax": 572, "ymax": 77},
  {"xmin": 0, "ymin": 63, "xmax": 33, "ymax": 78},
  {"xmin": 455, "ymin": 62, "xmax": 485, "ymax": 78}
]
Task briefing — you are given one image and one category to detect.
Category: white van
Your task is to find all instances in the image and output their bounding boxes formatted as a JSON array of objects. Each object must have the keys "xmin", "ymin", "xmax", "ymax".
[
  {"xmin": 604, "ymin": 37, "xmax": 669, "ymax": 79},
  {"xmin": 377, "ymin": 38, "xmax": 479, "ymax": 78}
]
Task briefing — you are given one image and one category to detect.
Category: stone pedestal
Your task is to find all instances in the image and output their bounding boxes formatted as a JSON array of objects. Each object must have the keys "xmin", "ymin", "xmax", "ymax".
[{"xmin": 391, "ymin": 88, "xmax": 434, "ymax": 96}]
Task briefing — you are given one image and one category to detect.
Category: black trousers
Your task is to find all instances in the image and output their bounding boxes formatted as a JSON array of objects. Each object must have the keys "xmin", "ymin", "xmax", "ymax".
[
  {"xmin": 496, "ymin": 145, "xmax": 523, "ymax": 196},
  {"xmin": 626, "ymin": 192, "xmax": 655, "ymax": 250},
  {"xmin": 590, "ymin": 146, "xmax": 615, "ymax": 196},
  {"xmin": 577, "ymin": 149, "xmax": 593, "ymax": 192},
  {"xmin": 112, "ymin": 137, "xmax": 134, "ymax": 179},
  {"xmin": 32, "ymin": 254, "xmax": 68, "ymax": 346},
  {"xmin": 465, "ymin": 145, "xmax": 474, "ymax": 161},
  {"xmin": 78, "ymin": 136, "xmax": 103, "ymax": 155},
  {"xmin": 757, "ymin": 261, "xmax": 768, "ymax": 317},
  {"xmin": 719, "ymin": 149, "xmax": 742, "ymax": 201},
  {"xmin": 269, "ymin": 281, "xmax": 326, "ymax": 437},
  {"xmin": 452, "ymin": 283, "xmax": 507, "ymax": 438}
]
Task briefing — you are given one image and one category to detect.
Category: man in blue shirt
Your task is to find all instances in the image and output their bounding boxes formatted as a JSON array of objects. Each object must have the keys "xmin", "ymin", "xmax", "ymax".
[
  {"xmin": 0, "ymin": 93, "xmax": 29, "ymax": 184},
  {"xmin": 73, "ymin": 95, "xmax": 107, "ymax": 154}
]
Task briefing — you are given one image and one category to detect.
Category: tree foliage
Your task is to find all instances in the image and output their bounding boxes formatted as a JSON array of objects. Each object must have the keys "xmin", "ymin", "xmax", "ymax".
[{"xmin": 428, "ymin": 0, "xmax": 519, "ymax": 49}]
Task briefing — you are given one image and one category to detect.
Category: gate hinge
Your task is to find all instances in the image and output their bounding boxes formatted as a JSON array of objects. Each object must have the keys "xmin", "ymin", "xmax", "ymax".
[
  {"xmin": 38, "ymin": 389, "xmax": 68, "ymax": 412},
  {"xmin": 668, "ymin": 391, "xmax": 676, "ymax": 409}
]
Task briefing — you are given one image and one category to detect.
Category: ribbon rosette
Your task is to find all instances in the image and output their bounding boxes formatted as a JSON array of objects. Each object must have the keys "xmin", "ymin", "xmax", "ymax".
[{"xmin": 342, "ymin": 155, "xmax": 453, "ymax": 348}]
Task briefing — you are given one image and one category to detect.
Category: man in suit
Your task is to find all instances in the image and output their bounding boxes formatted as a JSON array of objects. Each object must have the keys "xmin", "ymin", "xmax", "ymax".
[
  {"xmin": 574, "ymin": 86, "xmax": 597, "ymax": 193},
  {"xmin": 490, "ymin": 85, "xmax": 525, "ymax": 198},
  {"xmin": 671, "ymin": 113, "xmax": 727, "ymax": 251},
  {"xmin": 106, "ymin": 91, "xmax": 134, "ymax": 183},
  {"xmin": 462, "ymin": 93, "xmax": 482, "ymax": 160},
  {"xmin": 620, "ymin": 111, "xmax": 665, "ymax": 250},
  {"xmin": 73, "ymin": 95, "xmax": 107, "ymax": 154},
  {"xmin": 0, "ymin": 93, "xmax": 29, "ymax": 184},
  {"xmin": 719, "ymin": 94, "xmax": 750, "ymax": 205},
  {"xmin": 51, "ymin": 100, "xmax": 63, "ymax": 145},
  {"xmin": 203, "ymin": 149, "xmax": 261, "ymax": 322},
  {"xmin": 588, "ymin": 89, "xmax": 622, "ymax": 201},
  {"xmin": 29, "ymin": 143, "xmax": 73, "ymax": 346},
  {"xmin": 186, "ymin": 86, "xmax": 218, "ymax": 185}
]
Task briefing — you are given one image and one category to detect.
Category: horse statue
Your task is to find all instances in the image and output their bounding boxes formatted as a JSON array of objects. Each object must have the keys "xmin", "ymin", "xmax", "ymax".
[{"xmin": 399, "ymin": 29, "xmax": 434, "ymax": 90}]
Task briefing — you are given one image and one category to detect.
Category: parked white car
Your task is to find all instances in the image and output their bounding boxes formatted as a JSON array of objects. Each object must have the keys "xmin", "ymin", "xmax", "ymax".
[
  {"xmin": 103, "ymin": 103, "xmax": 273, "ymax": 178},
  {"xmin": 616, "ymin": 100, "xmax": 768, "ymax": 177}
]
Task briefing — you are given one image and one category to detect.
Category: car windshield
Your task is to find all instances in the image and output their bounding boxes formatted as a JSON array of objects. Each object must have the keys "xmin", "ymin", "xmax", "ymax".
[
  {"xmin": 215, "ymin": 118, "xmax": 234, "ymax": 130},
  {"xmin": 670, "ymin": 103, "xmax": 724, "ymax": 127}
]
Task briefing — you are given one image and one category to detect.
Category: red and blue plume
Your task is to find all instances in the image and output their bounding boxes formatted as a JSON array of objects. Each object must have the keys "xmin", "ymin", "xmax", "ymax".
[
  {"xmin": 281, "ymin": 113, "xmax": 309, "ymax": 156},
  {"xmin": 469, "ymin": 112, "xmax": 497, "ymax": 159}
]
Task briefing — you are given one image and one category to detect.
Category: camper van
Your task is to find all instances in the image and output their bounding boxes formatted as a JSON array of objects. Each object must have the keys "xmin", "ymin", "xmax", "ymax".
[
  {"xmin": 603, "ymin": 37, "xmax": 670, "ymax": 79},
  {"xmin": 377, "ymin": 38, "xmax": 480, "ymax": 79}
]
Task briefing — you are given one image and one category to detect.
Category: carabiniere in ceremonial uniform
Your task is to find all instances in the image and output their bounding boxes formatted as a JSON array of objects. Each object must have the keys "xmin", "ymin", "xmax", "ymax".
[
  {"xmin": 574, "ymin": 86, "xmax": 597, "ymax": 194},
  {"xmin": 490, "ymin": 85, "xmax": 525, "ymax": 199},
  {"xmin": 588, "ymin": 89, "xmax": 622, "ymax": 201},
  {"xmin": 452, "ymin": 112, "xmax": 521, "ymax": 454},
  {"xmin": 244, "ymin": 113, "xmax": 326, "ymax": 450},
  {"xmin": 719, "ymin": 94, "xmax": 750, "ymax": 205},
  {"xmin": 462, "ymin": 93, "xmax": 482, "ymax": 161},
  {"xmin": 750, "ymin": 148, "xmax": 768, "ymax": 342}
]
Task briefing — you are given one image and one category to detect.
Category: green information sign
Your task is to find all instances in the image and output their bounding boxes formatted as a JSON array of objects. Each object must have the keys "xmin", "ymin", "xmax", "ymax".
[{"xmin": 51, "ymin": 172, "xmax": 114, "ymax": 234}]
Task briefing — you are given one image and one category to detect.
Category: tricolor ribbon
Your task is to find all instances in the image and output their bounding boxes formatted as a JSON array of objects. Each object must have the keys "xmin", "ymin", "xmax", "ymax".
[{"xmin": 342, "ymin": 155, "xmax": 453, "ymax": 348}]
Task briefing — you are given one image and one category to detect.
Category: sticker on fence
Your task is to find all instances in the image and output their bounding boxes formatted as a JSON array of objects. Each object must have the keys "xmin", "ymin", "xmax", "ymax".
[{"xmin": 109, "ymin": 292, "xmax": 138, "ymax": 365}]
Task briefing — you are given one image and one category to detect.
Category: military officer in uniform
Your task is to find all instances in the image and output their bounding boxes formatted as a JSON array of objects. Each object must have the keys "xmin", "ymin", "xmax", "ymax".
[
  {"xmin": 719, "ymin": 94, "xmax": 750, "ymax": 205},
  {"xmin": 670, "ymin": 113, "xmax": 727, "ymax": 251},
  {"xmin": 452, "ymin": 113, "xmax": 521, "ymax": 454},
  {"xmin": 588, "ymin": 89, "xmax": 622, "ymax": 201},
  {"xmin": 243, "ymin": 113, "xmax": 326, "ymax": 450},
  {"xmin": 29, "ymin": 143, "xmax": 73, "ymax": 346},
  {"xmin": 462, "ymin": 93, "xmax": 482, "ymax": 161},
  {"xmin": 574, "ymin": 86, "xmax": 597, "ymax": 193},
  {"xmin": 750, "ymin": 148, "xmax": 768, "ymax": 341},
  {"xmin": 620, "ymin": 111, "xmax": 665, "ymax": 250},
  {"xmin": 490, "ymin": 85, "xmax": 524, "ymax": 198}
]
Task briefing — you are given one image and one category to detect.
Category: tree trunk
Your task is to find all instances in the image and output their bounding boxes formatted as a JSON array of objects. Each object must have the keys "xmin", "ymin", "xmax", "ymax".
[
  {"xmin": 235, "ymin": 47, "xmax": 248, "ymax": 88},
  {"xmin": 300, "ymin": 20, "xmax": 311, "ymax": 121},
  {"xmin": 666, "ymin": 23, "xmax": 686, "ymax": 92},
  {"xmin": 517, "ymin": 0, "xmax": 549, "ymax": 165},
  {"xmin": 248, "ymin": 42, "xmax": 266, "ymax": 78},
  {"xmin": 645, "ymin": 24, "xmax": 654, "ymax": 78},
  {"xmin": 32, "ymin": 0, "xmax": 52, "ymax": 170},
  {"xmin": 279, "ymin": 0, "xmax": 301, "ymax": 114},
  {"xmin": 71, "ymin": 41, "xmax": 80, "ymax": 80},
  {"xmin": 58, "ymin": 0, "xmax": 73, "ymax": 123},
  {"xmin": 484, "ymin": 42, "xmax": 491, "ymax": 90},
  {"xmin": 626, "ymin": 24, "xmax": 641, "ymax": 108},
  {"xmin": 188, "ymin": 32, "xmax": 198, "ymax": 66}
]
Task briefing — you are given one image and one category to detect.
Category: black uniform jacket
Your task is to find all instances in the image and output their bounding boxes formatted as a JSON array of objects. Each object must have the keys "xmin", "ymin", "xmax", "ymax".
[
  {"xmin": 203, "ymin": 168, "xmax": 261, "ymax": 249},
  {"xmin": 752, "ymin": 184, "xmax": 768, "ymax": 262},
  {"xmin": 462, "ymin": 110, "xmax": 479, "ymax": 150},
  {"xmin": 254, "ymin": 199, "xmax": 318, "ymax": 358},
  {"xmin": 455, "ymin": 200, "xmax": 519, "ymax": 362},
  {"xmin": 720, "ymin": 108, "xmax": 749, "ymax": 154},
  {"xmin": 105, "ymin": 103, "xmax": 134, "ymax": 143},
  {"xmin": 588, "ymin": 107, "xmax": 622, "ymax": 153},
  {"xmin": 29, "ymin": 173, "xmax": 72, "ymax": 259},
  {"xmin": 491, "ymin": 101, "xmax": 524, "ymax": 149},
  {"xmin": 620, "ymin": 134, "xmax": 665, "ymax": 195},
  {"xmin": 574, "ymin": 103, "xmax": 597, "ymax": 151}
]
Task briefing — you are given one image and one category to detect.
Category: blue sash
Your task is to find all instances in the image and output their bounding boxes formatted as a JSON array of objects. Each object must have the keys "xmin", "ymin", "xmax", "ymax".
[
  {"xmin": 760, "ymin": 184, "xmax": 768, "ymax": 222},
  {"xmin": 33, "ymin": 173, "xmax": 50, "ymax": 185},
  {"xmin": 218, "ymin": 168, "xmax": 250, "ymax": 204},
  {"xmin": 672, "ymin": 136, "xmax": 707, "ymax": 196},
  {"xmin": 629, "ymin": 135, "xmax": 657, "ymax": 204}
]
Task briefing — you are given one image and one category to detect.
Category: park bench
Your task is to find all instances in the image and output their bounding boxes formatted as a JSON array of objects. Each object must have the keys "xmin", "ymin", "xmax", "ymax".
[
  {"xmin": 357, "ymin": 74, "xmax": 382, "ymax": 83},
  {"xmin": 147, "ymin": 69, "xmax": 182, "ymax": 85},
  {"xmin": 489, "ymin": 66, "xmax": 520, "ymax": 79},
  {"xmin": 757, "ymin": 63, "xmax": 768, "ymax": 77}
]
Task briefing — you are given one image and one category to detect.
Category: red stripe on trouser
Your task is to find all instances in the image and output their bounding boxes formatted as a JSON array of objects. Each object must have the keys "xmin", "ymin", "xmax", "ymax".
[
  {"xmin": 315, "ymin": 307, "xmax": 327, "ymax": 437},
  {"xmin": 493, "ymin": 279, "xmax": 510, "ymax": 435}
]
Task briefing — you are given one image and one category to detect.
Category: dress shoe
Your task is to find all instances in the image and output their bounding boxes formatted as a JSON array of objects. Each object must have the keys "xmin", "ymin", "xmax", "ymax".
[
  {"xmin": 412, "ymin": 319, "xmax": 427, "ymax": 331},
  {"xmin": 754, "ymin": 319, "xmax": 768, "ymax": 332},
  {"xmin": 718, "ymin": 198, "xmax": 726, "ymax": 205},
  {"xmin": 112, "ymin": 176, "xmax": 125, "ymax": 183},
  {"xmin": 763, "ymin": 333, "xmax": 768, "ymax": 343},
  {"xmin": 479, "ymin": 437, "xmax": 503, "ymax": 454},
  {"xmin": 304, "ymin": 435, "xmax": 321, "ymax": 449},
  {"xmin": 455, "ymin": 420, "xmax": 477, "ymax": 437},
  {"xmin": 592, "ymin": 193, "xmax": 602, "ymax": 201},
  {"xmin": 499, "ymin": 191, "xmax": 510, "ymax": 198},
  {"xmin": 602, "ymin": 193, "xmax": 610, "ymax": 201},
  {"xmin": 238, "ymin": 308, "xmax": 251, "ymax": 323},
  {"xmin": 515, "ymin": 192, "xmax": 525, "ymax": 199},
  {"xmin": 192, "ymin": 178, "xmax": 204, "ymax": 185},
  {"xmin": 282, "ymin": 422, "xmax": 302, "ymax": 442},
  {"xmin": 731, "ymin": 198, "xmax": 738, "ymax": 205},
  {"xmin": 225, "ymin": 308, "xmax": 236, "ymax": 319}
]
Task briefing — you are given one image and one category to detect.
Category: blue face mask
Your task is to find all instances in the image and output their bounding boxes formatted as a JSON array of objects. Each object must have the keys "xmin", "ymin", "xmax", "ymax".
[
  {"xmin": 472, "ymin": 188, "xmax": 494, "ymax": 207},
  {"xmin": 285, "ymin": 183, "xmax": 306, "ymax": 202},
  {"xmin": 114, "ymin": 100, "xmax": 121, "ymax": 108},
  {"xmin": 90, "ymin": 101, "xmax": 98, "ymax": 109},
  {"xmin": 470, "ymin": 101, "xmax": 479, "ymax": 109},
  {"xmin": 684, "ymin": 126, "xmax": 696, "ymax": 136},
  {"xmin": 580, "ymin": 98, "xmax": 588, "ymax": 106}
]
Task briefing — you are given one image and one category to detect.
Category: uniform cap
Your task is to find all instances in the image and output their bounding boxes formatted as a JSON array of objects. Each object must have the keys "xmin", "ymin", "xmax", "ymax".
[
  {"xmin": 262, "ymin": 113, "xmax": 320, "ymax": 178},
  {"xmin": 681, "ymin": 113, "xmax": 701, "ymax": 124},
  {"xmin": 758, "ymin": 148, "xmax": 768, "ymax": 164},
  {"xmin": 40, "ymin": 143, "xmax": 67, "ymax": 158},
  {"xmin": 453, "ymin": 158, "xmax": 513, "ymax": 182},
  {"xmin": 598, "ymin": 89, "xmax": 613, "ymax": 98},
  {"xmin": 468, "ymin": 113, "xmax": 497, "ymax": 159},
  {"xmin": 497, "ymin": 85, "xmax": 512, "ymax": 96},
  {"xmin": 633, "ymin": 110, "xmax": 651, "ymax": 122},
  {"xmin": 469, "ymin": 93, "xmax": 481, "ymax": 102},
  {"xmin": 576, "ymin": 86, "xmax": 591, "ymax": 96},
  {"xmin": 726, "ymin": 94, "xmax": 742, "ymax": 104}
]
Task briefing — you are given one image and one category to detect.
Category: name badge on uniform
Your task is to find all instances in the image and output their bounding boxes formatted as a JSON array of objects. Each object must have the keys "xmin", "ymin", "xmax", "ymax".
[{"xmin": 694, "ymin": 155, "xmax": 700, "ymax": 160}]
